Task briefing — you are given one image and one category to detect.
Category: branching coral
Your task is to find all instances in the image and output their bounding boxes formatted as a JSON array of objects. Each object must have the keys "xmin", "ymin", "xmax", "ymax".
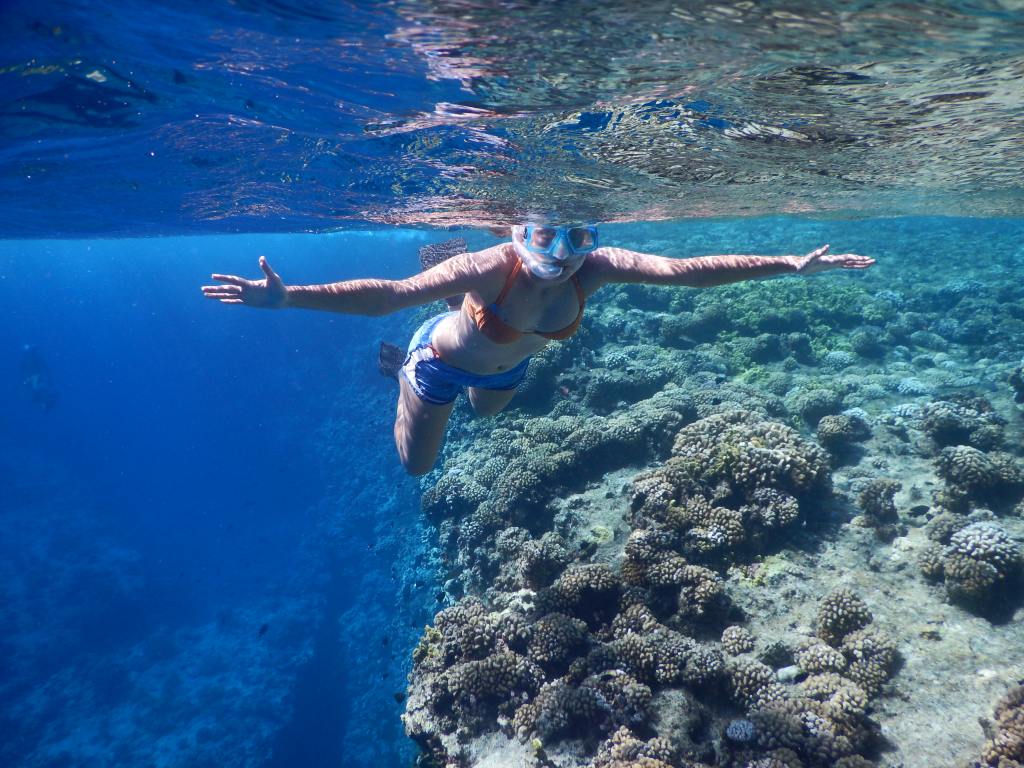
[
  {"xmin": 722, "ymin": 625, "xmax": 756, "ymax": 656},
  {"xmin": 592, "ymin": 726, "xmax": 690, "ymax": 768},
  {"xmin": 940, "ymin": 521, "xmax": 1023, "ymax": 610},
  {"xmin": 920, "ymin": 397, "xmax": 1006, "ymax": 452},
  {"xmin": 627, "ymin": 411, "xmax": 829, "ymax": 576},
  {"xmin": 435, "ymin": 650, "xmax": 545, "ymax": 730},
  {"xmin": 934, "ymin": 446, "xmax": 1024, "ymax": 513},
  {"xmin": 620, "ymin": 547, "xmax": 725, "ymax": 620},
  {"xmin": 816, "ymin": 413, "xmax": 872, "ymax": 456},
  {"xmin": 816, "ymin": 589, "xmax": 873, "ymax": 647},
  {"xmin": 527, "ymin": 612, "xmax": 589, "ymax": 675},
  {"xmin": 667, "ymin": 411, "xmax": 831, "ymax": 498},
  {"xmin": 980, "ymin": 685, "xmax": 1024, "ymax": 767},
  {"xmin": 535, "ymin": 564, "xmax": 623, "ymax": 629},
  {"xmin": 856, "ymin": 478, "xmax": 904, "ymax": 541}
]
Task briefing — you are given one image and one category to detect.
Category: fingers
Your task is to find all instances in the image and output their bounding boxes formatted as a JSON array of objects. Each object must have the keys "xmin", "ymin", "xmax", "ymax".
[
  {"xmin": 840, "ymin": 255, "xmax": 875, "ymax": 269},
  {"xmin": 811, "ymin": 244, "xmax": 830, "ymax": 258},
  {"xmin": 202, "ymin": 284, "xmax": 242, "ymax": 297},
  {"xmin": 209, "ymin": 273, "xmax": 246, "ymax": 286},
  {"xmin": 201, "ymin": 291, "xmax": 243, "ymax": 303},
  {"xmin": 259, "ymin": 255, "xmax": 281, "ymax": 283},
  {"xmin": 817, "ymin": 252, "xmax": 874, "ymax": 270}
]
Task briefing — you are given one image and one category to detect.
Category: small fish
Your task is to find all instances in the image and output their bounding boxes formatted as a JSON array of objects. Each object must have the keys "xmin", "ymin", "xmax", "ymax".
[
  {"xmin": 381, "ymin": 636, "xmax": 389, "ymax": 647},
  {"xmin": 258, "ymin": 622, "xmax": 270, "ymax": 638},
  {"xmin": 393, "ymin": 692, "xmax": 406, "ymax": 704},
  {"xmin": 558, "ymin": 385, "xmax": 571, "ymax": 397}
]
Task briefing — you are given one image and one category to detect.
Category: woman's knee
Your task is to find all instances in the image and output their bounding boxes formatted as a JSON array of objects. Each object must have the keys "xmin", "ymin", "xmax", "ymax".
[
  {"xmin": 403, "ymin": 460, "xmax": 432, "ymax": 477},
  {"xmin": 394, "ymin": 426, "xmax": 440, "ymax": 476},
  {"xmin": 468, "ymin": 388, "xmax": 515, "ymax": 416},
  {"xmin": 399, "ymin": 450, "xmax": 436, "ymax": 476},
  {"xmin": 470, "ymin": 400, "xmax": 503, "ymax": 417}
]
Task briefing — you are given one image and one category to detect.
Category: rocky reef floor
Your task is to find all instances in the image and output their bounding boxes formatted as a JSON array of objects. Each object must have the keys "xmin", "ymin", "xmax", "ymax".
[{"xmin": 402, "ymin": 220, "xmax": 1024, "ymax": 768}]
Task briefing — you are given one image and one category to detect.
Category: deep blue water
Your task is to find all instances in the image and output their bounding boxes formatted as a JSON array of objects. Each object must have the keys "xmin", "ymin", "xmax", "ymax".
[{"xmin": 0, "ymin": 230, "xmax": 452, "ymax": 767}]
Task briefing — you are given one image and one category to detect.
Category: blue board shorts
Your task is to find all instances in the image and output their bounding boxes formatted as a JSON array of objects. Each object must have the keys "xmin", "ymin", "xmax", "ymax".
[{"xmin": 401, "ymin": 312, "xmax": 531, "ymax": 405}]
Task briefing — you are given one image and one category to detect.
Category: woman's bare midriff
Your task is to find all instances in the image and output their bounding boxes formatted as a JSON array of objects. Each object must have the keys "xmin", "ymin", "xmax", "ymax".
[
  {"xmin": 429, "ymin": 257, "xmax": 586, "ymax": 375},
  {"xmin": 431, "ymin": 310, "xmax": 549, "ymax": 374}
]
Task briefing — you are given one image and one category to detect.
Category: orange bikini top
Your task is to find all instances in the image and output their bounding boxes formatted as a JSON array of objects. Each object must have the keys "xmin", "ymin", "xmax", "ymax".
[{"xmin": 466, "ymin": 257, "xmax": 585, "ymax": 344}]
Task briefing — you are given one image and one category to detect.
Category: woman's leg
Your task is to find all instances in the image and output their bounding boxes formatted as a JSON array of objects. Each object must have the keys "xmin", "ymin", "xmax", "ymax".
[
  {"xmin": 394, "ymin": 375, "xmax": 456, "ymax": 476},
  {"xmin": 466, "ymin": 386, "xmax": 517, "ymax": 416}
]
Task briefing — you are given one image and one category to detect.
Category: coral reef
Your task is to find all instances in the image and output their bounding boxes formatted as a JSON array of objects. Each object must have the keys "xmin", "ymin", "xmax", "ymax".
[
  {"xmin": 402, "ymin": 220, "xmax": 1024, "ymax": 768},
  {"xmin": 919, "ymin": 520, "xmax": 1023, "ymax": 614},
  {"xmin": 592, "ymin": 726, "xmax": 691, "ymax": 768},
  {"xmin": 978, "ymin": 685, "xmax": 1024, "ymax": 767},
  {"xmin": 816, "ymin": 412, "xmax": 872, "ymax": 459},
  {"xmin": 404, "ymin": 406, "xmax": 897, "ymax": 768},
  {"xmin": 718, "ymin": 591, "xmax": 896, "ymax": 767},
  {"xmin": 815, "ymin": 589, "xmax": 872, "ymax": 645},
  {"xmin": 934, "ymin": 446, "xmax": 1024, "ymax": 513},
  {"xmin": 627, "ymin": 411, "xmax": 829, "ymax": 576},
  {"xmin": 856, "ymin": 478, "xmax": 904, "ymax": 541},
  {"xmin": 920, "ymin": 397, "xmax": 1006, "ymax": 452},
  {"xmin": 722, "ymin": 625, "xmax": 756, "ymax": 656}
]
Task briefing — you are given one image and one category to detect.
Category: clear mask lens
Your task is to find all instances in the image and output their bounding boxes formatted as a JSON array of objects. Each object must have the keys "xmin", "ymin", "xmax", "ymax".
[
  {"xmin": 524, "ymin": 225, "xmax": 598, "ymax": 257},
  {"xmin": 567, "ymin": 226, "xmax": 596, "ymax": 251},
  {"xmin": 526, "ymin": 227, "xmax": 559, "ymax": 252}
]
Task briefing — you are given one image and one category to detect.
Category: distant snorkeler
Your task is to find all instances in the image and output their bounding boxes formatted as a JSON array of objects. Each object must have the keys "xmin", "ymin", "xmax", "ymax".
[
  {"xmin": 203, "ymin": 222, "xmax": 874, "ymax": 475},
  {"xmin": 20, "ymin": 344, "xmax": 58, "ymax": 412}
]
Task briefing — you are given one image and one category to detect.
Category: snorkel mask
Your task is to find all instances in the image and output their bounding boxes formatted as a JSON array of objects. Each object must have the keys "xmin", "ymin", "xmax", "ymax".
[{"xmin": 512, "ymin": 224, "xmax": 599, "ymax": 279}]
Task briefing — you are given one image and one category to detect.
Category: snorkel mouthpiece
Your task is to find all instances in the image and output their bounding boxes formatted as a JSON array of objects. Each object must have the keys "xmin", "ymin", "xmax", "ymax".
[
  {"xmin": 513, "ymin": 236, "xmax": 562, "ymax": 278},
  {"xmin": 513, "ymin": 223, "xmax": 597, "ymax": 280},
  {"xmin": 527, "ymin": 258, "xmax": 566, "ymax": 279}
]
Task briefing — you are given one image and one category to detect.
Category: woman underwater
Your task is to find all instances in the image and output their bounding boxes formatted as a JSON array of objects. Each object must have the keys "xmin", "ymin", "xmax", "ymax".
[{"xmin": 202, "ymin": 223, "xmax": 874, "ymax": 475}]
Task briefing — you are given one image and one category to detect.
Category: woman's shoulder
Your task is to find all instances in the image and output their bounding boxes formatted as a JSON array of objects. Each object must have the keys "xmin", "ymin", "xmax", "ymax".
[
  {"xmin": 460, "ymin": 242, "xmax": 517, "ymax": 297},
  {"xmin": 456, "ymin": 242, "xmax": 517, "ymax": 282},
  {"xmin": 575, "ymin": 247, "xmax": 620, "ymax": 295},
  {"xmin": 406, "ymin": 241, "xmax": 516, "ymax": 301},
  {"xmin": 470, "ymin": 242, "xmax": 517, "ymax": 268}
]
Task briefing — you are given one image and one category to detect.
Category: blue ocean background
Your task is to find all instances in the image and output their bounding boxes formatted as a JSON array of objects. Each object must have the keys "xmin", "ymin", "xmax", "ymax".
[
  {"xmin": 2, "ymin": 216, "xmax": 1021, "ymax": 766},
  {"xmin": 0, "ymin": 230, "xmax": 436, "ymax": 766}
]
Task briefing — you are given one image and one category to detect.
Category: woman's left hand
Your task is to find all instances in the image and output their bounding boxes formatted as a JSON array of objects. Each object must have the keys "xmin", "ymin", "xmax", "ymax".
[{"xmin": 795, "ymin": 244, "xmax": 875, "ymax": 274}]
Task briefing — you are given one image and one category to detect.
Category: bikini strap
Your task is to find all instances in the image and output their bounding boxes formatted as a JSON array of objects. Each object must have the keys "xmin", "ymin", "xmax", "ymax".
[
  {"xmin": 570, "ymin": 273, "xmax": 585, "ymax": 307},
  {"xmin": 492, "ymin": 257, "xmax": 523, "ymax": 308}
]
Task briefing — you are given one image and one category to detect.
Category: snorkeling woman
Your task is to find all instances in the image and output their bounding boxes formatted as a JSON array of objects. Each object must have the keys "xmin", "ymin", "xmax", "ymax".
[{"xmin": 202, "ymin": 223, "xmax": 874, "ymax": 475}]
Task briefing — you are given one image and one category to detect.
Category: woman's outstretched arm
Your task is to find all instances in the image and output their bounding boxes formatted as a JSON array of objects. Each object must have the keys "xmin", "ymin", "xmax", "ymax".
[
  {"xmin": 202, "ymin": 246, "xmax": 503, "ymax": 315},
  {"xmin": 588, "ymin": 244, "xmax": 874, "ymax": 289}
]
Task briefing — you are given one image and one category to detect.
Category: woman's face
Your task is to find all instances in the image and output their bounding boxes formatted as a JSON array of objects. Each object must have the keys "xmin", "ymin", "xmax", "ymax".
[{"xmin": 513, "ymin": 224, "xmax": 597, "ymax": 280}]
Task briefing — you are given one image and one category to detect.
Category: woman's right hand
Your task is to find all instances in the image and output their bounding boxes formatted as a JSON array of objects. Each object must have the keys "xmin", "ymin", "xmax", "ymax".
[
  {"xmin": 795, "ymin": 244, "xmax": 875, "ymax": 274},
  {"xmin": 202, "ymin": 256, "xmax": 287, "ymax": 308}
]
